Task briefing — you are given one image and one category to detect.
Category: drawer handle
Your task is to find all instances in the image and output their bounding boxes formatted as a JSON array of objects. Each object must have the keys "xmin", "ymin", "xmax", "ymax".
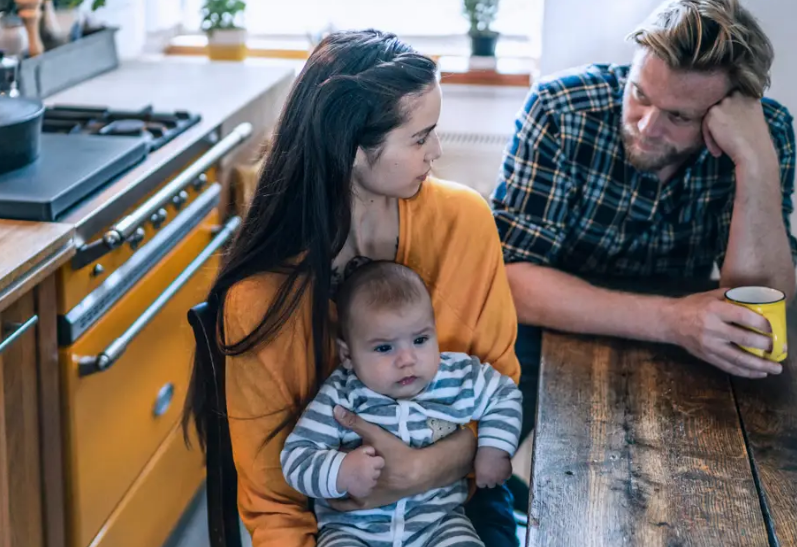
[
  {"xmin": 153, "ymin": 383, "xmax": 175, "ymax": 417},
  {"xmin": 0, "ymin": 315, "xmax": 38, "ymax": 355},
  {"xmin": 78, "ymin": 216, "xmax": 241, "ymax": 377}
]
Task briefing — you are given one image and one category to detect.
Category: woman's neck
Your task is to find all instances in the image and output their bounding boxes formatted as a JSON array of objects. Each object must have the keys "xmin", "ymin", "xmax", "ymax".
[{"xmin": 349, "ymin": 190, "xmax": 397, "ymax": 254}]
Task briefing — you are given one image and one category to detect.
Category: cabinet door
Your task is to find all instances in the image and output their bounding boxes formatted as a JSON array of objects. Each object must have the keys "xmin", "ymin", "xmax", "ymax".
[{"xmin": 0, "ymin": 291, "xmax": 43, "ymax": 547}]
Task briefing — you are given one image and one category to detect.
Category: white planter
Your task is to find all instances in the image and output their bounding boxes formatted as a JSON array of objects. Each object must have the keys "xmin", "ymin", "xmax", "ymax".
[
  {"xmin": 208, "ymin": 28, "xmax": 247, "ymax": 46},
  {"xmin": 53, "ymin": 8, "xmax": 83, "ymax": 38}
]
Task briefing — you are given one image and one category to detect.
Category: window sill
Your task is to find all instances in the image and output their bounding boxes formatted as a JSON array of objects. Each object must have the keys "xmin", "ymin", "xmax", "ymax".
[{"xmin": 164, "ymin": 34, "xmax": 535, "ymax": 87}]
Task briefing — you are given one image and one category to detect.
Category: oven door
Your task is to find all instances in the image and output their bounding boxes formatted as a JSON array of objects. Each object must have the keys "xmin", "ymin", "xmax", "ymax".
[{"xmin": 59, "ymin": 183, "xmax": 239, "ymax": 547}]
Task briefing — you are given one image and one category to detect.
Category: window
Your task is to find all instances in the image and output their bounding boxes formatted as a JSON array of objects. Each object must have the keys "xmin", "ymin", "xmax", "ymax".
[{"xmin": 181, "ymin": 0, "xmax": 542, "ymax": 56}]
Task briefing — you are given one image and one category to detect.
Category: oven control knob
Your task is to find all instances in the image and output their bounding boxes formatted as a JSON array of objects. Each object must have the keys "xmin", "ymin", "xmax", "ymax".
[
  {"xmin": 172, "ymin": 190, "xmax": 189, "ymax": 210},
  {"xmin": 191, "ymin": 174, "xmax": 208, "ymax": 191},
  {"xmin": 150, "ymin": 208, "xmax": 168, "ymax": 229},
  {"xmin": 126, "ymin": 227, "xmax": 146, "ymax": 250}
]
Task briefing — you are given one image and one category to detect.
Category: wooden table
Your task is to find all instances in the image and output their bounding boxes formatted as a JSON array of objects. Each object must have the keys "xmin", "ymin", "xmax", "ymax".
[{"xmin": 527, "ymin": 302, "xmax": 797, "ymax": 547}]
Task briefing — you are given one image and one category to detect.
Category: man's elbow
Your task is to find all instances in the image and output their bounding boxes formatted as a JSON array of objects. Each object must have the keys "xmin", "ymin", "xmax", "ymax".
[{"xmin": 506, "ymin": 262, "xmax": 549, "ymax": 325}]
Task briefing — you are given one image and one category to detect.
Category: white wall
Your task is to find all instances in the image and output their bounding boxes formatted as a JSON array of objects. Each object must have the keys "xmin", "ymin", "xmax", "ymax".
[
  {"xmin": 539, "ymin": 0, "xmax": 797, "ymax": 113},
  {"xmin": 539, "ymin": 0, "xmax": 659, "ymax": 76},
  {"xmin": 751, "ymin": 0, "xmax": 797, "ymax": 115}
]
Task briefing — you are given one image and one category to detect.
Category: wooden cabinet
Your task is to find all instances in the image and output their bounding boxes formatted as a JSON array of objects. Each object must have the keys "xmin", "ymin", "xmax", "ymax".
[
  {"xmin": 0, "ymin": 275, "xmax": 66, "ymax": 547},
  {"xmin": 0, "ymin": 220, "xmax": 74, "ymax": 547}
]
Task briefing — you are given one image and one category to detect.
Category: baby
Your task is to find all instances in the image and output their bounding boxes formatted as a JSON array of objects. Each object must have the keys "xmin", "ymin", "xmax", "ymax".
[{"xmin": 280, "ymin": 261, "xmax": 523, "ymax": 547}]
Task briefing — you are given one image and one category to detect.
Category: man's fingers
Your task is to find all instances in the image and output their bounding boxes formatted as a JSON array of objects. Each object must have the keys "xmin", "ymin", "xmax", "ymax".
[
  {"xmin": 721, "ymin": 323, "xmax": 773, "ymax": 352},
  {"xmin": 712, "ymin": 359, "xmax": 768, "ymax": 379},
  {"xmin": 712, "ymin": 344, "xmax": 782, "ymax": 375},
  {"xmin": 717, "ymin": 302, "xmax": 772, "ymax": 333}
]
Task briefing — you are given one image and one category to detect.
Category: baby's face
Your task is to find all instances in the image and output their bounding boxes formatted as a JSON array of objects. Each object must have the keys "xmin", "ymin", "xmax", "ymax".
[{"xmin": 340, "ymin": 298, "xmax": 440, "ymax": 399}]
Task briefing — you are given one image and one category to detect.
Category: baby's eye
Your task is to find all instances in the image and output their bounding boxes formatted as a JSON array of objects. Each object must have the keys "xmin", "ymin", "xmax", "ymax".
[
  {"xmin": 374, "ymin": 344, "xmax": 392, "ymax": 353},
  {"xmin": 417, "ymin": 137, "xmax": 427, "ymax": 146},
  {"xmin": 414, "ymin": 335, "xmax": 429, "ymax": 346}
]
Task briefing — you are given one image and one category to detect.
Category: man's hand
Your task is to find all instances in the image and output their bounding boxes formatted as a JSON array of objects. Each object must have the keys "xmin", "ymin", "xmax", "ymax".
[
  {"xmin": 336, "ymin": 445, "xmax": 385, "ymax": 499},
  {"xmin": 662, "ymin": 288, "xmax": 783, "ymax": 378},
  {"xmin": 703, "ymin": 92, "xmax": 779, "ymax": 171},
  {"xmin": 474, "ymin": 446, "xmax": 512, "ymax": 489}
]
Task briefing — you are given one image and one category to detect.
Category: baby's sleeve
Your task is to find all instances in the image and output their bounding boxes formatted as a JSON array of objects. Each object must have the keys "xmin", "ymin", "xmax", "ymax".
[
  {"xmin": 468, "ymin": 357, "xmax": 524, "ymax": 457},
  {"xmin": 280, "ymin": 373, "xmax": 350, "ymax": 499}
]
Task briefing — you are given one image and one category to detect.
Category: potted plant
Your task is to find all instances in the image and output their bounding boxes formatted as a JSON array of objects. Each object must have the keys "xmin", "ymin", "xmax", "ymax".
[
  {"xmin": 202, "ymin": 0, "xmax": 247, "ymax": 61},
  {"xmin": 463, "ymin": 0, "xmax": 500, "ymax": 57}
]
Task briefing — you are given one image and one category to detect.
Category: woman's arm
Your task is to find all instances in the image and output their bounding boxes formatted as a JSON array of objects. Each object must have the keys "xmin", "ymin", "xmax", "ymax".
[
  {"xmin": 327, "ymin": 406, "xmax": 476, "ymax": 511},
  {"xmin": 225, "ymin": 278, "xmax": 319, "ymax": 547}
]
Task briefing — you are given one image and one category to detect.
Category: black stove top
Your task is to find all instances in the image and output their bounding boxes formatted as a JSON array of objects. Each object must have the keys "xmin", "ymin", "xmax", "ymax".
[
  {"xmin": 42, "ymin": 105, "xmax": 201, "ymax": 151},
  {"xmin": 0, "ymin": 104, "xmax": 202, "ymax": 221}
]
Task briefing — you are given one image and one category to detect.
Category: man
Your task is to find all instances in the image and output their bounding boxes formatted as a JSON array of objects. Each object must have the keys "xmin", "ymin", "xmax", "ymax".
[{"xmin": 493, "ymin": 0, "xmax": 797, "ymax": 444}]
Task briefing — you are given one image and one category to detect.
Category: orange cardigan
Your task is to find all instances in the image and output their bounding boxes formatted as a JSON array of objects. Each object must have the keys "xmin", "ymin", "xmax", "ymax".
[{"xmin": 224, "ymin": 178, "xmax": 520, "ymax": 547}]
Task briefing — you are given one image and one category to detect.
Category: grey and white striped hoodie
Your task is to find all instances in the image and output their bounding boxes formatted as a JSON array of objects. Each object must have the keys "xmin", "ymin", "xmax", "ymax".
[{"xmin": 280, "ymin": 352, "xmax": 523, "ymax": 547}]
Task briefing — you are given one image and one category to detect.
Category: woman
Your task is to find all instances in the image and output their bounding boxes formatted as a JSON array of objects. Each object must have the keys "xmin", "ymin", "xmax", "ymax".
[{"xmin": 184, "ymin": 30, "xmax": 521, "ymax": 547}]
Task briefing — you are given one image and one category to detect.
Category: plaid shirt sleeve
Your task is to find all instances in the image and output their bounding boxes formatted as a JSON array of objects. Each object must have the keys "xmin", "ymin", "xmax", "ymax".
[
  {"xmin": 492, "ymin": 86, "xmax": 575, "ymax": 265},
  {"xmin": 715, "ymin": 116, "xmax": 797, "ymax": 268}
]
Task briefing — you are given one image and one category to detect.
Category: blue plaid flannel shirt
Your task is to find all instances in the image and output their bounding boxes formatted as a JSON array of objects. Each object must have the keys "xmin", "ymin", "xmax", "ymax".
[{"xmin": 492, "ymin": 64, "xmax": 797, "ymax": 278}]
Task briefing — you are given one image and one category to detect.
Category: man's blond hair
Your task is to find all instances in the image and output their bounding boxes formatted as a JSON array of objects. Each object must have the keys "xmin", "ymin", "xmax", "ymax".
[{"xmin": 628, "ymin": 0, "xmax": 773, "ymax": 98}]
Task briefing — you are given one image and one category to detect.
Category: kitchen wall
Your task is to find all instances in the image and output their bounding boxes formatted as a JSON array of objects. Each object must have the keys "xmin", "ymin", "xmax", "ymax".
[
  {"xmin": 540, "ymin": 0, "xmax": 797, "ymax": 112},
  {"xmin": 89, "ymin": 0, "xmax": 181, "ymax": 59},
  {"xmin": 539, "ymin": 0, "xmax": 797, "ymax": 227}
]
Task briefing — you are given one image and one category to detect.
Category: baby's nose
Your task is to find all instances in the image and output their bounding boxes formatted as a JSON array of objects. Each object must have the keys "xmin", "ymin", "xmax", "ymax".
[{"xmin": 395, "ymin": 348, "xmax": 416, "ymax": 368}]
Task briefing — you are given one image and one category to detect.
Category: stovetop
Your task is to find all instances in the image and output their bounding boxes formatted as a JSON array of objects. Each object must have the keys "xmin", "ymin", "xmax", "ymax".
[
  {"xmin": 0, "ymin": 104, "xmax": 202, "ymax": 222},
  {"xmin": 42, "ymin": 105, "xmax": 201, "ymax": 151}
]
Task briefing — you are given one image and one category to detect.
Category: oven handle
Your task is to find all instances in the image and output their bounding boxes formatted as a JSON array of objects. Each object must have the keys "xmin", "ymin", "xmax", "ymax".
[
  {"xmin": 104, "ymin": 122, "xmax": 252, "ymax": 249},
  {"xmin": 78, "ymin": 216, "xmax": 241, "ymax": 377}
]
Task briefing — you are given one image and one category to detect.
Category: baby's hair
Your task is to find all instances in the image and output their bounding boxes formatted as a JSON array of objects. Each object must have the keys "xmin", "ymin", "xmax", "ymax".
[{"xmin": 336, "ymin": 261, "xmax": 431, "ymax": 339}]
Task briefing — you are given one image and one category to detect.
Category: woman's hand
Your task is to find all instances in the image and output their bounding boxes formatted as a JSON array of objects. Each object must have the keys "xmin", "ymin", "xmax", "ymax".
[{"xmin": 326, "ymin": 406, "xmax": 476, "ymax": 511}]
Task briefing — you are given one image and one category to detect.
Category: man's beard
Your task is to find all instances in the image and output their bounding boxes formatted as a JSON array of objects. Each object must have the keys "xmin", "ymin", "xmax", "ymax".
[{"xmin": 621, "ymin": 124, "xmax": 701, "ymax": 173}]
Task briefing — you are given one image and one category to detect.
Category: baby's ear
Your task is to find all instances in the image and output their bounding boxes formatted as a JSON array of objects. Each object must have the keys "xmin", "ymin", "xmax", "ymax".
[{"xmin": 337, "ymin": 338, "xmax": 353, "ymax": 369}]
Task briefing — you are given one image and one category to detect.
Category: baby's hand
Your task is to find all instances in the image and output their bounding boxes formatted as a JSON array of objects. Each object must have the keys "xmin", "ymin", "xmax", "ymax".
[
  {"xmin": 474, "ymin": 446, "xmax": 512, "ymax": 489},
  {"xmin": 336, "ymin": 445, "xmax": 385, "ymax": 498}
]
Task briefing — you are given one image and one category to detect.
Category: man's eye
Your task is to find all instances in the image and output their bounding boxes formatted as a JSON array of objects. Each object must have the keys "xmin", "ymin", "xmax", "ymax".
[
  {"xmin": 374, "ymin": 344, "xmax": 392, "ymax": 353},
  {"xmin": 414, "ymin": 336, "xmax": 429, "ymax": 345}
]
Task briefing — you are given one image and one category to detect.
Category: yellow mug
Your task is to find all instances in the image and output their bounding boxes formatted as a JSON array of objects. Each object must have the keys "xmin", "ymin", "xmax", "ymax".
[{"xmin": 725, "ymin": 286, "xmax": 788, "ymax": 362}]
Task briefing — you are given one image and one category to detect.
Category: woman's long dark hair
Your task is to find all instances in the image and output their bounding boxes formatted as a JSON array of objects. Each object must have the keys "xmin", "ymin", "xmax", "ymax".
[{"xmin": 183, "ymin": 30, "xmax": 438, "ymax": 449}]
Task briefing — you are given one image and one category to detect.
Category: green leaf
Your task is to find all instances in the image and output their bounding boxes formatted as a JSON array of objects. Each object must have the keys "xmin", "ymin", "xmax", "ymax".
[
  {"xmin": 201, "ymin": 0, "xmax": 247, "ymax": 31},
  {"xmin": 461, "ymin": 0, "xmax": 500, "ymax": 34}
]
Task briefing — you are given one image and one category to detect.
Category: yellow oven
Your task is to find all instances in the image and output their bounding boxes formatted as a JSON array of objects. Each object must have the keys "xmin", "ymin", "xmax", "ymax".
[{"xmin": 55, "ymin": 126, "xmax": 249, "ymax": 547}]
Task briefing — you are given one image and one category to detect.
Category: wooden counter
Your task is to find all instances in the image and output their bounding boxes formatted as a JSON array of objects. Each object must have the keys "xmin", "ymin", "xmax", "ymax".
[
  {"xmin": 528, "ymin": 293, "xmax": 797, "ymax": 547},
  {"xmin": 0, "ymin": 220, "xmax": 74, "ymax": 312}
]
